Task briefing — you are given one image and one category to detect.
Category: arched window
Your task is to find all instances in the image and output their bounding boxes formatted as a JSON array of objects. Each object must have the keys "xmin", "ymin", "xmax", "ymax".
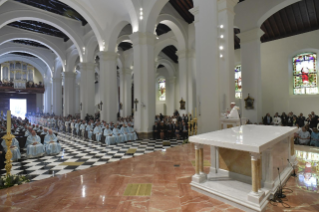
[
  {"xmin": 293, "ymin": 53, "xmax": 317, "ymax": 95},
  {"xmin": 158, "ymin": 78, "xmax": 166, "ymax": 101},
  {"xmin": 235, "ymin": 65, "xmax": 242, "ymax": 99}
]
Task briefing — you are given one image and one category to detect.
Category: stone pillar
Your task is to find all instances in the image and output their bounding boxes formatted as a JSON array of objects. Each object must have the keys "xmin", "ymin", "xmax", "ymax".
[
  {"xmin": 52, "ymin": 77, "xmax": 62, "ymax": 116},
  {"xmin": 44, "ymin": 82, "xmax": 52, "ymax": 113},
  {"xmin": 237, "ymin": 28, "xmax": 264, "ymax": 123},
  {"xmin": 36, "ymin": 93, "xmax": 43, "ymax": 113},
  {"xmin": 119, "ymin": 68, "xmax": 124, "ymax": 117},
  {"xmin": 79, "ymin": 62, "xmax": 95, "ymax": 119},
  {"xmin": 167, "ymin": 77, "xmax": 176, "ymax": 116},
  {"xmin": 123, "ymin": 68, "xmax": 132, "ymax": 117},
  {"xmin": 130, "ymin": 32, "xmax": 156, "ymax": 136},
  {"xmin": 75, "ymin": 83, "xmax": 80, "ymax": 114},
  {"xmin": 98, "ymin": 51, "xmax": 118, "ymax": 123},
  {"xmin": 63, "ymin": 72, "xmax": 75, "ymax": 116},
  {"xmin": 187, "ymin": 49, "xmax": 196, "ymax": 112},
  {"xmin": 191, "ymin": 0, "xmax": 220, "ymax": 133},
  {"xmin": 250, "ymin": 153, "xmax": 259, "ymax": 194},
  {"xmin": 176, "ymin": 49, "xmax": 188, "ymax": 114},
  {"xmin": 218, "ymin": 0, "xmax": 237, "ymax": 112},
  {"xmin": 192, "ymin": 144, "xmax": 207, "ymax": 183}
]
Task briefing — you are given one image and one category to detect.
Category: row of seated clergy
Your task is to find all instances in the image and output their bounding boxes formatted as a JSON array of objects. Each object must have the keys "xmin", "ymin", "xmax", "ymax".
[
  {"xmin": 25, "ymin": 130, "xmax": 61, "ymax": 158},
  {"xmin": 153, "ymin": 121, "xmax": 188, "ymax": 140}
]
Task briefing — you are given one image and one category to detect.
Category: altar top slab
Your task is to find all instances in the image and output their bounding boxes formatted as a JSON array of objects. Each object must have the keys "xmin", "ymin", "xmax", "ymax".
[{"xmin": 189, "ymin": 125, "xmax": 297, "ymax": 153}]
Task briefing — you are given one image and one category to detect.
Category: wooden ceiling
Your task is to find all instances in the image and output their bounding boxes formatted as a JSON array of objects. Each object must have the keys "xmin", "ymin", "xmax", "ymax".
[
  {"xmin": 261, "ymin": 0, "xmax": 319, "ymax": 43},
  {"xmin": 170, "ymin": 0, "xmax": 319, "ymax": 49},
  {"xmin": 12, "ymin": 40, "xmax": 50, "ymax": 50}
]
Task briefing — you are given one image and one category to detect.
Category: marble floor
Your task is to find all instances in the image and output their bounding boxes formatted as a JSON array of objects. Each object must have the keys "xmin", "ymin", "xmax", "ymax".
[{"xmin": 0, "ymin": 142, "xmax": 319, "ymax": 212}]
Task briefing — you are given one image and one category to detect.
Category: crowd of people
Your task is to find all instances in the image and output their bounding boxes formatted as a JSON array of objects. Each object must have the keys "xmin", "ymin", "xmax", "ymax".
[
  {"xmin": 262, "ymin": 111, "xmax": 319, "ymax": 147},
  {"xmin": 0, "ymin": 80, "xmax": 44, "ymax": 88},
  {"xmin": 28, "ymin": 114, "xmax": 138, "ymax": 145},
  {"xmin": 153, "ymin": 110, "xmax": 192, "ymax": 140}
]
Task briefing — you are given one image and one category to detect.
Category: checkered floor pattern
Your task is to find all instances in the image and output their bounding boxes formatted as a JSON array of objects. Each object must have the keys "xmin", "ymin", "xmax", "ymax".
[{"xmin": 0, "ymin": 131, "xmax": 184, "ymax": 182}]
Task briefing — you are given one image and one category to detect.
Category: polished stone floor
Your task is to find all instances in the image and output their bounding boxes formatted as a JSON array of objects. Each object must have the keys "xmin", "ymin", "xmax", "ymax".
[{"xmin": 0, "ymin": 143, "xmax": 318, "ymax": 212}]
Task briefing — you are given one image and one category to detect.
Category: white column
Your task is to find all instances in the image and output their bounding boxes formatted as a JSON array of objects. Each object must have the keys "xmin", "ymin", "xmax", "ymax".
[
  {"xmin": 218, "ymin": 0, "xmax": 237, "ymax": 112},
  {"xmin": 176, "ymin": 49, "xmax": 188, "ymax": 114},
  {"xmin": 79, "ymin": 62, "xmax": 95, "ymax": 119},
  {"xmin": 191, "ymin": 0, "xmax": 220, "ymax": 133},
  {"xmin": 187, "ymin": 49, "xmax": 196, "ymax": 112},
  {"xmin": 119, "ymin": 68, "xmax": 124, "ymax": 117},
  {"xmin": 52, "ymin": 77, "xmax": 62, "ymax": 116},
  {"xmin": 130, "ymin": 32, "xmax": 156, "ymax": 135},
  {"xmin": 63, "ymin": 72, "xmax": 75, "ymax": 116},
  {"xmin": 75, "ymin": 83, "xmax": 80, "ymax": 114},
  {"xmin": 123, "ymin": 68, "xmax": 132, "ymax": 117},
  {"xmin": 237, "ymin": 28, "xmax": 264, "ymax": 123},
  {"xmin": 167, "ymin": 77, "xmax": 176, "ymax": 116},
  {"xmin": 99, "ymin": 51, "xmax": 118, "ymax": 123},
  {"xmin": 44, "ymin": 82, "xmax": 52, "ymax": 113}
]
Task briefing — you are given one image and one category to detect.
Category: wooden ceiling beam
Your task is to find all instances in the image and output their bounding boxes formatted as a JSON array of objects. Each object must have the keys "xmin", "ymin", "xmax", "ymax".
[{"xmin": 281, "ymin": 8, "xmax": 293, "ymax": 34}]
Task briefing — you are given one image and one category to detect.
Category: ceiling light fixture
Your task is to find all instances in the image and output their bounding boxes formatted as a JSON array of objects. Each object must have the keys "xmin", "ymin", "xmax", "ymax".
[
  {"xmin": 220, "ymin": 35, "xmax": 224, "ymax": 39},
  {"xmin": 220, "ymin": 25, "xmax": 224, "ymax": 29},
  {"xmin": 219, "ymin": 46, "xmax": 224, "ymax": 50}
]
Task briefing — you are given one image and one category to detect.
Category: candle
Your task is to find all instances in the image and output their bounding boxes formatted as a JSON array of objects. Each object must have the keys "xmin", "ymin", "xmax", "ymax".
[{"xmin": 7, "ymin": 110, "xmax": 11, "ymax": 134}]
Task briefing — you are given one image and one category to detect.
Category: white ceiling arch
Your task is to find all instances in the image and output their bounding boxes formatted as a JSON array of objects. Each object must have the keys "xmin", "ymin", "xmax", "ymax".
[
  {"xmin": 157, "ymin": 14, "xmax": 187, "ymax": 51},
  {"xmin": 156, "ymin": 57, "xmax": 176, "ymax": 78},
  {"xmin": 0, "ymin": 1, "xmax": 84, "ymax": 62},
  {"xmin": 0, "ymin": 43, "xmax": 54, "ymax": 78},
  {"xmin": 155, "ymin": 37, "xmax": 178, "ymax": 58},
  {"xmin": 0, "ymin": 28, "xmax": 66, "ymax": 72}
]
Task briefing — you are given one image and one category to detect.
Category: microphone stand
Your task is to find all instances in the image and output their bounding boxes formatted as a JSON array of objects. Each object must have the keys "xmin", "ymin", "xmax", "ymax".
[
  {"xmin": 287, "ymin": 159, "xmax": 297, "ymax": 177},
  {"xmin": 277, "ymin": 167, "xmax": 286, "ymax": 198}
]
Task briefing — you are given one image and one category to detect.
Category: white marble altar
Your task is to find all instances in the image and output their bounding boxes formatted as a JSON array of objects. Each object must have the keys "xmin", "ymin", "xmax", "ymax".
[{"xmin": 189, "ymin": 125, "xmax": 297, "ymax": 212}]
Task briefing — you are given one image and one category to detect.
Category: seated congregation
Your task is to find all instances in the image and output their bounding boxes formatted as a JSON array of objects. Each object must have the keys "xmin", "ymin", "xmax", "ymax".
[{"xmin": 261, "ymin": 111, "xmax": 319, "ymax": 147}]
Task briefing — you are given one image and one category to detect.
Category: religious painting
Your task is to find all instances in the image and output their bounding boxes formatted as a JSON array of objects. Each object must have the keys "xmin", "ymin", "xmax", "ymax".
[
  {"xmin": 180, "ymin": 98, "xmax": 186, "ymax": 110},
  {"xmin": 244, "ymin": 94, "xmax": 254, "ymax": 110},
  {"xmin": 158, "ymin": 78, "xmax": 166, "ymax": 101},
  {"xmin": 293, "ymin": 53, "xmax": 318, "ymax": 95},
  {"xmin": 235, "ymin": 65, "xmax": 242, "ymax": 99}
]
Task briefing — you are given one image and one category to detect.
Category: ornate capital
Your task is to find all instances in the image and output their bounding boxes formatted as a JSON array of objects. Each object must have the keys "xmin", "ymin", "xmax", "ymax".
[
  {"xmin": 237, "ymin": 28, "xmax": 264, "ymax": 44},
  {"xmin": 79, "ymin": 62, "xmax": 95, "ymax": 71}
]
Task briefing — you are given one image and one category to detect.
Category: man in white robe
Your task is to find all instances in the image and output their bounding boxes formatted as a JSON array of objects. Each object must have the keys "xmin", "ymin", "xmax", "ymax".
[
  {"xmin": 65, "ymin": 119, "xmax": 70, "ymax": 133},
  {"xmin": 128, "ymin": 124, "xmax": 138, "ymax": 140},
  {"xmin": 24, "ymin": 127, "xmax": 32, "ymax": 137},
  {"xmin": 44, "ymin": 130, "xmax": 61, "ymax": 155},
  {"xmin": 120, "ymin": 124, "xmax": 133, "ymax": 141},
  {"xmin": 71, "ymin": 120, "xmax": 75, "ymax": 135},
  {"xmin": 93, "ymin": 122, "xmax": 103, "ymax": 141},
  {"xmin": 227, "ymin": 102, "xmax": 240, "ymax": 119},
  {"xmin": 75, "ymin": 120, "xmax": 80, "ymax": 135},
  {"xmin": 103, "ymin": 124, "xmax": 117, "ymax": 145},
  {"xmin": 80, "ymin": 121, "xmax": 87, "ymax": 137},
  {"xmin": 86, "ymin": 121, "xmax": 93, "ymax": 139},
  {"xmin": 113, "ymin": 124, "xmax": 125, "ymax": 143},
  {"xmin": 26, "ymin": 130, "xmax": 44, "ymax": 158}
]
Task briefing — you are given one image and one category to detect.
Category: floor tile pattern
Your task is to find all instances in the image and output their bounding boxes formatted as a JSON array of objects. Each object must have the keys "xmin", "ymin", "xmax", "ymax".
[{"xmin": 0, "ymin": 132, "xmax": 184, "ymax": 182}]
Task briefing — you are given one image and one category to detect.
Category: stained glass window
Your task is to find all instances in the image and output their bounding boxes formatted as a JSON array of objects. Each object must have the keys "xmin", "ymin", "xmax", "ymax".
[
  {"xmin": 158, "ymin": 78, "xmax": 166, "ymax": 101},
  {"xmin": 293, "ymin": 53, "xmax": 317, "ymax": 95},
  {"xmin": 235, "ymin": 65, "xmax": 242, "ymax": 99}
]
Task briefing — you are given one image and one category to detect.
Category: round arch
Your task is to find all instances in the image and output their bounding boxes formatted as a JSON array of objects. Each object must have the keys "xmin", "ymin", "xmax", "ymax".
[
  {"xmin": 0, "ymin": 45, "xmax": 53, "ymax": 77},
  {"xmin": 0, "ymin": 32, "xmax": 66, "ymax": 71},
  {"xmin": 156, "ymin": 14, "xmax": 187, "ymax": 50},
  {"xmin": 155, "ymin": 38, "xmax": 178, "ymax": 58},
  {"xmin": 143, "ymin": 0, "xmax": 169, "ymax": 33},
  {"xmin": 107, "ymin": 20, "xmax": 132, "ymax": 52},
  {"xmin": 0, "ymin": 10, "xmax": 84, "ymax": 62},
  {"xmin": 116, "ymin": 35, "xmax": 132, "ymax": 52},
  {"xmin": 156, "ymin": 57, "xmax": 176, "ymax": 78}
]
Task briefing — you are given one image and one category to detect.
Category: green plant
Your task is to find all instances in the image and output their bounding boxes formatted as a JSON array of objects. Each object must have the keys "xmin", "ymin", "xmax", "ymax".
[
  {"xmin": 309, "ymin": 75, "xmax": 314, "ymax": 84},
  {"xmin": 0, "ymin": 174, "xmax": 30, "ymax": 189}
]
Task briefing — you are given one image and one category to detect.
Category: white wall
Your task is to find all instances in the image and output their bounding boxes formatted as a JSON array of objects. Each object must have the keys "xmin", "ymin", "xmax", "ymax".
[
  {"xmin": 33, "ymin": 68, "xmax": 43, "ymax": 83},
  {"xmin": 237, "ymin": 30, "xmax": 319, "ymax": 118}
]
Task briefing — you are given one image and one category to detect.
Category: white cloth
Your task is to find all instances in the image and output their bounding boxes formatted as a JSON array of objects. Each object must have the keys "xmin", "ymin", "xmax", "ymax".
[{"xmin": 227, "ymin": 106, "xmax": 239, "ymax": 119}]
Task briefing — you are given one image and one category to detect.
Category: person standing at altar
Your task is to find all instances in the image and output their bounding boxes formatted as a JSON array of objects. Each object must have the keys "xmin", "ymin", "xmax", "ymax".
[
  {"xmin": 104, "ymin": 124, "xmax": 117, "ymax": 145},
  {"xmin": 44, "ymin": 130, "xmax": 61, "ymax": 155},
  {"xmin": 227, "ymin": 102, "xmax": 239, "ymax": 119},
  {"xmin": 26, "ymin": 130, "xmax": 44, "ymax": 158},
  {"xmin": 1, "ymin": 137, "xmax": 21, "ymax": 161},
  {"xmin": 93, "ymin": 122, "xmax": 103, "ymax": 141}
]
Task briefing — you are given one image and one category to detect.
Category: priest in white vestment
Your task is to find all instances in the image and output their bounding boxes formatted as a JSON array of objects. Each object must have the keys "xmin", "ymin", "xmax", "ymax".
[
  {"xmin": 104, "ymin": 124, "xmax": 117, "ymax": 145},
  {"xmin": 26, "ymin": 130, "xmax": 44, "ymax": 158},
  {"xmin": 113, "ymin": 124, "xmax": 125, "ymax": 143},
  {"xmin": 44, "ymin": 130, "xmax": 61, "ymax": 155},
  {"xmin": 227, "ymin": 102, "xmax": 240, "ymax": 119},
  {"xmin": 93, "ymin": 122, "xmax": 103, "ymax": 141}
]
